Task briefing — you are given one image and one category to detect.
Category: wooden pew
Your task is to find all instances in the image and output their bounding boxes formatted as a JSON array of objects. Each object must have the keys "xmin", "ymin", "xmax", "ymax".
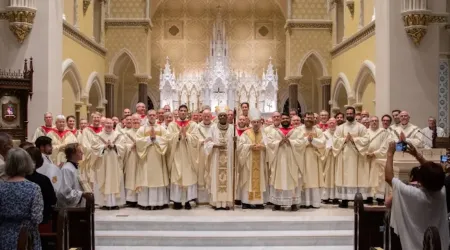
[
  {"xmin": 63, "ymin": 192, "xmax": 96, "ymax": 250},
  {"xmin": 354, "ymin": 193, "xmax": 387, "ymax": 250}
]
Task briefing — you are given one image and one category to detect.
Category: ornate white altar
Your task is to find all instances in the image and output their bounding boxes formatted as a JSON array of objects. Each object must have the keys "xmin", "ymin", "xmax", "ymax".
[{"xmin": 159, "ymin": 8, "xmax": 278, "ymax": 114}]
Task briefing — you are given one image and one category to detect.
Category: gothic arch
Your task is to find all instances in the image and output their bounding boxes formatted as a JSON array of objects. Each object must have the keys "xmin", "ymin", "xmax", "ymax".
[
  {"xmin": 297, "ymin": 50, "xmax": 329, "ymax": 76},
  {"xmin": 84, "ymin": 72, "xmax": 105, "ymax": 108},
  {"xmin": 353, "ymin": 60, "xmax": 376, "ymax": 103},
  {"xmin": 279, "ymin": 89, "xmax": 307, "ymax": 112},
  {"xmin": 130, "ymin": 90, "xmax": 158, "ymax": 111},
  {"xmin": 331, "ymin": 73, "xmax": 355, "ymax": 108},
  {"xmin": 62, "ymin": 59, "xmax": 82, "ymax": 102},
  {"xmin": 108, "ymin": 48, "xmax": 140, "ymax": 74}
]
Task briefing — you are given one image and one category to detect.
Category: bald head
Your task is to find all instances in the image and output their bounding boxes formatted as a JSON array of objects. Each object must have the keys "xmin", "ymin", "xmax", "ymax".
[
  {"xmin": 361, "ymin": 110, "xmax": 369, "ymax": 118},
  {"xmin": 327, "ymin": 117, "xmax": 337, "ymax": 130},
  {"xmin": 136, "ymin": 102, "xmax": 146, "ymax": 115},
  {"xmin": 400, "ymin": 111, "xmax": 410, "ymax": 125}
]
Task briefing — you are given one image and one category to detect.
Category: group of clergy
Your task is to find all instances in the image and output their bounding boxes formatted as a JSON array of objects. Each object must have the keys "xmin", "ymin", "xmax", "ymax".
[{"xmin": 30, "ymin": 101, "xmax": 428, "ymax": 211}]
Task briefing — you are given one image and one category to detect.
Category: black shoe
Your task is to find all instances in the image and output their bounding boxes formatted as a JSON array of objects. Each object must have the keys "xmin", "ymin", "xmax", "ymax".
[
  {"xmin": 300, "ymin": 205, "xmax": 307, "ymax": 209},
  {"xmin": 242, "ymin": 203, "xmax": 250, "ymax": 209},
  {"xmin": 173, "ymin": 202, "xmax": 183, "ymax": 210},
  {"xmin": 162, "ymin": 204, "xmax": 169, "ymax": 209},
  {"xmin": 291, "ymin": 205, "xmax": 299, "ymax": 211},
  {"xmin": 266, "ymin": 202, "xmax": 274, "ymax": 206},
  {"xmin": 322, "ymin": 199, "xmax": 331, "ymax": 204},
  {"xmin": 224, "ymin": 207, "xmax": 230, "ymax": 210},
  {"xmin": 126, "ymin": 201, "xmax": 137, "ymax": 207},
  {"xmin": 255, "ymin": 205, "xmax": 265, "ymax": 210},
  {"xmin": 339, "ymin": 200, "xmax": 349, "ymax": 208},
  {"xmin": 235, "ymin": 200, "xmax": 242, "ymax": 206},
  {"xmin": 184, "ymin": 202, "xmax": 192, "ymax": 210},
  {"xmin": 100, "ymin": 206, "xmax": 110, "ymax": 210},
  {"xmin": 365, "ymin": 197, "xmax": 373, "ymax": 204},
  {"xmin": 332, "ymin": 199, "xmax": 340, "ymax": 204},
  {"xmin": 272, "ymin": 205, "xmax": 281, "ymax": 211}
]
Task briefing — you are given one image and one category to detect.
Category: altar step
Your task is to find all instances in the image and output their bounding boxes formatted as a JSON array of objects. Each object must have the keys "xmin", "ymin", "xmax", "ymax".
[
  {"xmin": 96, "ymin": 246, "xmax": 353, "ymax": 250},
  {"xmin": 95, "ymin": 206, "xmax": 354, "ymax": 247}
]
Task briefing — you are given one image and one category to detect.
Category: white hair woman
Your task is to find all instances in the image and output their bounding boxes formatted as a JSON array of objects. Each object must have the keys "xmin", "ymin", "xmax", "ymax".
[{"xmin": 0, "ymin": 148, "xmax": 44, "ymax": 250}]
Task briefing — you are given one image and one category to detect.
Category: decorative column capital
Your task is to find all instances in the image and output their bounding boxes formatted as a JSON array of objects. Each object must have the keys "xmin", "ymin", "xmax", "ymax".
[
  {"xmin": 285, "ymin": 76, "xmax": 303, "ymax": 86},
  {"xmin": 401, "ymin": 9, "xmax": 432, "ymax": 46},
  {"xmin": 75, "ymin": 102, "xmax": 84, "ymax": 111},
  {"xmin": 96, "ymin": 106, "xmax": 105, "ymax": 113},
  {"xmin": 346, "ymin": 0, "xmax": 355, "ymax": 18},
  {"xmin": 5, "ymin": 6, "xmax": 37, "ymax": 44},
  {"xmin": 318, "ymin": 76, "xmax": 332, "ymax": 86},
  {"xmin": 105, "ymin": 74, "xmax": 118, "ymax": 85},
  {"xmin": 134, "ymin": 74, "xmax": 151, "ymax": 84}
]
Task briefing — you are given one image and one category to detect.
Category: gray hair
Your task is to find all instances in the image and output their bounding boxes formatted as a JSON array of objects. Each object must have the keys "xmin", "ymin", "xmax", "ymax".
[
  {"xmin": 5, "ymin": 148, "xmax": 34, "ymax": 177},
  {"xmin": 164, "ymin": 112, "xmax": 173, "ymax": 118}
]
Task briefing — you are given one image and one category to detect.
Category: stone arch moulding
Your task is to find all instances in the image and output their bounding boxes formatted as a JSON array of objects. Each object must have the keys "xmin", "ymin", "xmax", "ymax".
[
  {"xmin": 130, "ymin": 89, "xmax": 158, "ymax": 111},
  {"xmin": 279, "ymin": 89, "xmax": 308, "ymax": 112},
  {"xmin": 108, "ymin": 48, "xmax": 140, "ymax": 74},
  {"xmin": 62, "ymin": 59, "xmax": 83, "ymax": 102},
  {"xmin": 297, "ymin": 50, "xmax": 329, "ymax": 76},
  {"xmin": 84, "ymin": 71, "xmax": 106, "ymax": 108},
  {"xmin": 353, "ymin": 60, "xmax": 376, "ymax": 103},
  {"xmin": 331, "ymin": 72, "xmax": 355, "ymax": 108}
]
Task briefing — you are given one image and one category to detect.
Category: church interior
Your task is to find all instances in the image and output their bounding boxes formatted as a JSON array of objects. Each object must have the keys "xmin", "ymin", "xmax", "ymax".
[{"xmin": 1, "ymin": 0, "xmax": 450, "ymax": 249}]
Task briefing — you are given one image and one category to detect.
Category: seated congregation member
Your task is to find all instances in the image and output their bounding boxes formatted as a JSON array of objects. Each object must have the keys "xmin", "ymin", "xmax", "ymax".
[
  {"xmin": 237, "ymin": 108, "xmax": 268, "ymax": 209},
  {"xmin": 204, "ymin": 106, "xmax": 235, "ymax": 210},
  {"xmin": 35, "ymin": 136, "xmax": 62, "ymax": 192},
  {"xmin": 135, "ymin": 110, "xmax": 170, "ymax": 210},
  {"xmin": 0, "ymin": 132, "xmax": 13, "ymax": 181},
  {"xmin": 266, "ymin": 113, "xmax": 304, "ymax": 211},
  {"xmin": 0, "ymin": 148, "xmax": 43, "ymax": 250},
  {"xmin": 58, "ymin": 143, "xmax": 90, "ymax": 207},
  {"xmin": 91, "ymin": 119, "xmax": 127, "ymax": 210},
  {"xmin": 385, "ymin": 141, "xmax": 449, "ymax": 250},
  {"xmin": 25, "ymin": 146, "xmax": 57, "ymax": 224}
]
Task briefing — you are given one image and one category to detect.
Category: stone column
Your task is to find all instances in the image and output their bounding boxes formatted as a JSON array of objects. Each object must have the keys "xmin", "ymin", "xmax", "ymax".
[
  {"xmin": 375, "ymin": 0, "xmax": 447, "ymax": 127},
  {"xmin": 104, "ymin": 74, "xmax": 117, "ymax": 118},
  {"xmin": 135, "ymin": 74, "xmax": 151, "ymax": 104},
  {"xmin": 74, "ymin": 102, "xmax": 83, "ymax": 128},
  {"xmin": 96, "ymin": 106, "xmax": 105, "ymax": 115},
  {"xmin": 331, "ymin": 107, "xmax": 341, "ymax": 116},
  {"xmin": 354, "ymin": 103, "xmax": 363, "ymax": 113},
  {"xmin": 86, "ymin": 104, "xmax": 92, "ymax": 122},
  {"xmin": 319, "ymin": 76, "xmax": 332, "ymax": 113},
  {"xmin": 286, "ymin": 76, "xmax": 302, "ymax": 112}
]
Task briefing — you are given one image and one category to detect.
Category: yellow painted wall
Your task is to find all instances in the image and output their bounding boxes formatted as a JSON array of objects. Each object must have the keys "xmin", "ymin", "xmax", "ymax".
[
  {"xmin": 343, "ymin": 0, "xmax": 374, "ymax": 39},
  {"xmin": 361, "ymin": 79, "xmax": 375, "ymax": 115},
  {"xmin": 364, "ymin": 0, "xmax": 374, "ymax": 26},
  {"xmin": 62, "ymin": 35, "xmax": 106, "ymax": 119},
  {"xmin": 331, "ymin": 35, "xmax": 375, "ymax": 111},
  {"xmin": 62, "ymin": 78, "xmax": 76, "ymax": 115},
  {"xmin": 64, "ymin": 0, "xmax": 74, "ymax": 26}
]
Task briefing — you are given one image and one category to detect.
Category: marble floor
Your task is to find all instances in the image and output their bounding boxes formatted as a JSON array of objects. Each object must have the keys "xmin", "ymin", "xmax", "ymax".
[{"xmin": 95, "ymin": 205, "xmax": 355, "ymax": 248}]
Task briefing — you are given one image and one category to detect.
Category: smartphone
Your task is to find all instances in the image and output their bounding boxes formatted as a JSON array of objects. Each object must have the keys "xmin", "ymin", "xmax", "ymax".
[
  {"xmin": 441, "ymin": 155, "xmax": 448, "ymax": 164},
  {"xmin": 396, "ymin": 142, "xmax": 407, "ymax": 152}
]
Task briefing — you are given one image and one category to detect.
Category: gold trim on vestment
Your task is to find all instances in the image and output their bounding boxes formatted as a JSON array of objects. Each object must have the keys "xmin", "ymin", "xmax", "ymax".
[{"xmin": 247, "ymin": 130, "xmax": 262, "ymax": 201}]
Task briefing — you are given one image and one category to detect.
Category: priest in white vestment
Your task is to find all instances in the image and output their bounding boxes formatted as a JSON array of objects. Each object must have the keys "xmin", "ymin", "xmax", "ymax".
[
  {"xmin": 163, "ymin": 112, "xmax": 173, "ymax": 129},
  {"xmin": 237, "ymin": 108, "xmax": 268, "ymax": 209},
  {"xmin": 332, "ymin": 106, "xmax": 369, "ymax": 208},
  {"xmin": 123, "ymin": 114, "xmax": 141, "ymax": 206},
  {"xmin": 47, "ymin": 115, "xmax": 78, "ymax": 166},
  {"xmin": 390, "ymin": 111, "xmax": 423, "ymax": 148},
  {"xmin": 91, "ymin": 119, "xmax": 127, "ymax": 209},
  {"xmin": 194, "ymin": 109, "xmax": 214, "ymax": 202},
  {"xmin": 421, "ymin": 117, "xmax": 446, "ymax": 148},
  {"xmin": 365, "ymin": 116, "xmax": 391, "ymax": 204},
  {"xmin": 135, "ymin": 110, "xmax": 170, "ymax": 210},
  {"xmin": 204, "ymin": 106, "xmax": 235, "ymax": 210},
  {"xmin": 66, "ymin": 115, "xmax": 80, "ymax": 138},
  {"xmin": 234, "ymin": 114, "xmax": 249, "ymax": 205},
  {"xmin": 35, "ymin": 136, "xmax": 62, "ymax": 192},
  {"xmin": 267, "ymin": 113, "xmax": 305, "ymax": 211},
  {"xmin": 166, "ymin": 105, "xmax": 198, "ymax": 210},
  {"xmin": 58, "ymin": 143, "xmax": 89, "ymax": 207},
  {"xmin": 264, "ymin": 112, "xmax": 281, "ymax": 134},
  {"xmin": 299, "ymin": 112, "xmax": 326, "ymax": 208},
  {"xmin": 31, "ymin": 112, "xmax": 54, "ymax": 142},
  {"xmin": 322, "ymin": 118, "xmax": 337, "ymax": 202},
  {"xmin": 136, "ymin": 102, "xmax": 148, "ymax": 126},
  {"xmin": 81, "ymin": 112, "xmax": 103, "ymax": 186}
]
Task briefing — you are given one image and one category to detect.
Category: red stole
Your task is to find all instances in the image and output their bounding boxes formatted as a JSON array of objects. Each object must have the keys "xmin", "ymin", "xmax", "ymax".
[
  {"xmin": 318, "ymin": 123, "xmax": 328, "ymax": 131},
  {"xmin": 69, "ymin": 129, "xmax": 78, "ymax": 136},
  {"xmin": 278, "ymin": 127, "xmax": 293, "ymax": 136},
  {"xmin": 41, "ymin": 126, "xmax": 53, "ymax": 134},
  {"xmin": 88, "ymin": 126, "xmax": 102, "ymax": 134},
  {"xmin": 236, "ymin": 126, "xmax": 247, "ymax": 136},
  {"xmin": 176, "ymin": 119, "xmax": 190, "ymax": 128},
  {"xmin": 140, "ymin": 114, "xmax": 146, "ymax": 119},
  {"xmin": 157, "ymin": 120, "xmax": 163, "ymax": 125},
  {"xmin": 54, "ymin": 130, "xmax": 70, "ymax": 139}
]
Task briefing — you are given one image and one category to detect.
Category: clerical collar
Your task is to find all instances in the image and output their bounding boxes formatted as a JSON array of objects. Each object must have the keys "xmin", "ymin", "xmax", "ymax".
[
  {"xmin": 68, "ymin": 161, "xmax": 79, "ymax": 169},
  {"xmin": 218, "ymin": 123, "xmax": 229, "ymax": 130}
]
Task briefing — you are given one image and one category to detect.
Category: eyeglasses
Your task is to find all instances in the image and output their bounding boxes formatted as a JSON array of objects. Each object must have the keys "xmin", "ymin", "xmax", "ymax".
[{"xmin": 382, "ymin": 120, "xmax": 390, "ymax": 122}]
